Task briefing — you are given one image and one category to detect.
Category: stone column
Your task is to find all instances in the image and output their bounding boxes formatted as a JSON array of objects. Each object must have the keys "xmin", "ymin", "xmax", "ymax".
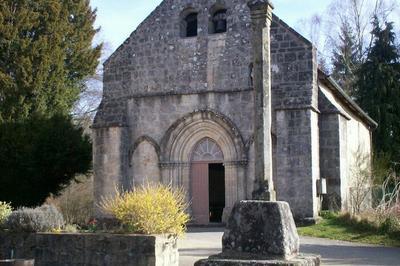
[
  {"xmin": 93, "ymin": 126, "xmax": 128, "ymax": 217},
  {"xmin": 248, "ymin": 0, "xmax": 276, "ymax": 201},
  {"xmin": 223, "ymin": 163, "xmax": 238, "ymax": 222}
]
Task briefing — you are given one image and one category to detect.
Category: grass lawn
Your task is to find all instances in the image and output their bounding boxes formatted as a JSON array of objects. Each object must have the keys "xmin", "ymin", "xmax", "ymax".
[{"xmin": 297, "ymin": 214, "xmax": 400, "ymax": 247}]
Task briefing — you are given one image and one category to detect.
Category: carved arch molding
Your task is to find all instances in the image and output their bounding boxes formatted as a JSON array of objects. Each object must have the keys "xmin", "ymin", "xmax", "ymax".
[{"xmin": 160, "ymin": 109, "xmax": 246, "ymax": 165}]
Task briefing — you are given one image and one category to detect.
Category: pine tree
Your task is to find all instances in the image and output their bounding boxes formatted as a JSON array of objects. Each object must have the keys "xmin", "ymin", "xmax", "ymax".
[
  {"xmin": 0, "ymin": 0, "xmax": 101, "ymax": 122},
  {"xmin": 356, "ymin": 17, "xmax": 400, "ymax": 161},
  {"xmin": 0, "ymin": 0, "xmax": 100, "ymax": 206},
  {"xmin": 331, "ymin": 21, "xmax": 359, "ymax": 96}
]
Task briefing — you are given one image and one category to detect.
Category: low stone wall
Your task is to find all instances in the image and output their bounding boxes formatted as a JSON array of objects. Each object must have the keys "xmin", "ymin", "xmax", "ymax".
[{"xmin": 0, "ymin": 232, "xmax": 178, "ymax": 266}]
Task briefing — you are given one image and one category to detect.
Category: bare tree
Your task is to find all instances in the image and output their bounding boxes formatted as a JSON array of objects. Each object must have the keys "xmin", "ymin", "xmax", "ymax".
[
  {"xmin": 295, "ymin": 0, "xmax": 399, "ymax": 73},
  {"xmin": 349, "ymin": 147, "xmax": 373, "ymax": 215},
  {"xmin": 73, "ymin": 42, "xmax": 113, "ymax": 133},
  {"xmin": 376, "ymin": 169, "xmax": 400, "ymax": 214},
  {"xmin": 295, "ymin": 14, "xmax": 331, "ymax": 72},
  {"xmin": 326, "ymin": 0, "xmax": 398, "ymax": 61}
]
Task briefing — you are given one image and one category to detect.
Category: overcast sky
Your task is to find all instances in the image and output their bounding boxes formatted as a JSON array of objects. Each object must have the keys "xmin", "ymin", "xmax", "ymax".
[{"xmin": 91, "ymin": 0, "xmax": 328, "ymax": 51}]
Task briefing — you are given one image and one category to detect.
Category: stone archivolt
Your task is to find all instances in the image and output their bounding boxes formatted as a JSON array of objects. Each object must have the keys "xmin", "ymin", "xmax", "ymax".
[
  {"xmin": 160, "ymin": 109, "xmax": 246, "ymax": 164},
  {"xmin": 157, "ymin": 110, "xmax": 248, "ymax": 220}
]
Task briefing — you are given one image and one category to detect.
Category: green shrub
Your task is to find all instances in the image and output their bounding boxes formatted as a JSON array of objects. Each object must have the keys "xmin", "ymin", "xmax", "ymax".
[
  {"xmin": 337, "ymin": 212, "xmax": 378, "ymax": 231},
  {"xmin": 0, "ymin": 201, "xmax": 12, "ymax": 226},
  {"xmin": 333, "ymin": 210, "xmax": 400, "ymax": 236},
  {"xmin": 6, "ymin": 204, "xmax": 65, "ymax": 232},
  {"xmin": 0, "ymin": 114, "xmax": 92, "ymax": 207},
  {"xmin": 320, "ymin": 211, "xmax": 338, "ymax": 219},
  {"xmin": 101, "ymin": 184, "xmax": 189, "ymax": 236},
  {"xmin": 380, "ymin": 215, "xmax": 400, "ymax": 234}
]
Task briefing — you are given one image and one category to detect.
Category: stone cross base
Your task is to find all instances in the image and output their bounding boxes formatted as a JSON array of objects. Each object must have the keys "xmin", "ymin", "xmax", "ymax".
[
  {"xmin": 194, "ymin": 201, "xmax": 321, "ymax": 266},
  {"xmin": 195, "ymin": 253, "xmax": 321, "ymax": 266}
]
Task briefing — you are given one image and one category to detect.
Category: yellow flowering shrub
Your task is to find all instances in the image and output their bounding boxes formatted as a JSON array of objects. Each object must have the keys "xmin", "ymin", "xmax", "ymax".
[
  {"xmin": 0, "ymin": 201, "xmax": 12, "ymax": 226},
  {"xmin": 101, "ymin": 184, "xmax": 189, "ymax": 235}
]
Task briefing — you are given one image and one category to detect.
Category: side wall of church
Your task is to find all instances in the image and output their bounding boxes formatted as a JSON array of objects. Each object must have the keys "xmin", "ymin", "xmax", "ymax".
[
  {"xmin": 344, "ymin": 110, "xmax": 373, "ymax": 211},
  {"xmin": 318, "ymin": 84, "xmax": 373, "ymax": 213},
  {"xmin": 319, "ymin": 88, "xmax": 343, "ymax": 210}
]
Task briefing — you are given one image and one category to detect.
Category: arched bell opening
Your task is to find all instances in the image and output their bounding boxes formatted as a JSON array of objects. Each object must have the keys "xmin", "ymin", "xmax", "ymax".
[
  {"xmin": 209, "ymin": 6, "xmax": 227, "ymax": 34},
  {"xmin": 180, "ymin": 8, "xmax": 198, "ymax": 37}
]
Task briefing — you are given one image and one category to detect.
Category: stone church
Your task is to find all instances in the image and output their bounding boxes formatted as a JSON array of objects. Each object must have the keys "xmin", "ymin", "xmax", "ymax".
[{"xmin": 93, "ymin": 0, "xmax": 377, "ymax": 224}]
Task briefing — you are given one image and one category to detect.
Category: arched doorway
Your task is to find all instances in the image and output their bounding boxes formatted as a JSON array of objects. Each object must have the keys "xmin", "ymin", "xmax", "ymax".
[
  {"xmin": 160, "ymin": 110, "xmax": 247, "ymax": 224},
  {"xmin": 190, "ymin": 138, "xmax": 225, "ymax": 224}
]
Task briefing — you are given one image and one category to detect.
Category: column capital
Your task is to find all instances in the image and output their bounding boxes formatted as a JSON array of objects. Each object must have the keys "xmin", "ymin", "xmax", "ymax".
[{"xmin": 247, "ymin": 0, "xmax": 274, "ymax": 12}]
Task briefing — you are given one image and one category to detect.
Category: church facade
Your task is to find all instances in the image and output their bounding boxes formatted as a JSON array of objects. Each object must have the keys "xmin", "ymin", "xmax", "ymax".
[{"xmin": 93, "ymin": 0, "xmax": 377, "ymax": 224}]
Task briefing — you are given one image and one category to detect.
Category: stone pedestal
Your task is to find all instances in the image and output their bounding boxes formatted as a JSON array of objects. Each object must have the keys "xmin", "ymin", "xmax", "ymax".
[{"xmin": 194, "ymin": 201, "xmax": 321, "ymax": 266}]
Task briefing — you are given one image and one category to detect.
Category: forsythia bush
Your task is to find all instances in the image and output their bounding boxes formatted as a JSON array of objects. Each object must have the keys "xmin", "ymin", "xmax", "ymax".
[
  {"xmin": 101, "ymin": 184, "xmax": 189, "ymax": 235},
  {"xmin": 0, "ymin": 201, "xmax": 12, "ymax": 225}
]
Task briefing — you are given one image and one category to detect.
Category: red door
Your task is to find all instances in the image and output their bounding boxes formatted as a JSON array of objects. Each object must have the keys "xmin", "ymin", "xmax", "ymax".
[{"xmin": 191, "ymin": 162, "xmax": 209, "ymax": 224}]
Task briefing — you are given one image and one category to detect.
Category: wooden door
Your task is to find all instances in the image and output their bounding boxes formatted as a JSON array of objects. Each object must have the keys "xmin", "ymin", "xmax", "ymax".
[{"xmin": 191, "ymin": 162, "xmax": 209, "ymax": 224}]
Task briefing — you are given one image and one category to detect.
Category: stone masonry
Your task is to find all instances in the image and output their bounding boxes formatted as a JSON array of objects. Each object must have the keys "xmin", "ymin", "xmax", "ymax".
[
  {"xmin": 0, "ymin": 233, "xmax": 178, "ymax": 266},
  {"xmin": 93, "ymin": 0, "xmax": 377, "ymax": 223}
]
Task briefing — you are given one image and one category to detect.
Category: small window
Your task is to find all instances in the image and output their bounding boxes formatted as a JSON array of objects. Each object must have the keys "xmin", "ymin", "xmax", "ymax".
[
  {"xmin": 182, "ymin": 13, "xmax": 198, "ymax": 37},
  {"xmin": 211, "ymin": 9, "xmax": 227, "ymax": 34}
]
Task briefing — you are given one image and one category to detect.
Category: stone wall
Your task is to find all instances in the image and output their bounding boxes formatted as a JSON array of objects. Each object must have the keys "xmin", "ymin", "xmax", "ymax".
[
  {"xmin": 275, "ymin": 109, "xmax": 319, "ymax": 219},
  {"xmin": 101, "ymin": 0, "xmax": 253, "ymax": 101},
  {"xmin": 94, "ymin": 91, "xmax": 255, "ymax": 214},
  {"xmin": 95, "ymin": 1, "xmax": 319, "ymax": 130},
  {"xmin": 127, "ymin": 91, "xmax": 254, "ymax": 147},
  {"xmin": 270, "ymin": 17, "xmax": 318, "ymax": 111},
  {"xmin": 0, "ymin": 233, "xmax": 178, "ymax": 266},
  {"xmin": 270, "ymin": 16, "xmax": 320, "ymax": 220},
  {"xmin": 343, "ymin": 107, "xmax": 372, "ymax": 211},
  {"xmin": 319, "ymin": 112, "xmax": 341, "ymax": 209},
  {"xmin": 318, "ymin": 84, "xmax": 373, "ymax": 212},
  {"xmin": 131, "ymin": 139, "xmax": 161, "ymax": 186}
]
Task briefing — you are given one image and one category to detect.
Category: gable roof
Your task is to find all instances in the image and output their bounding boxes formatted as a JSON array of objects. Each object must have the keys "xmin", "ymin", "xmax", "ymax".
[
  {"xmin": 318, "ymin": 70, "xmax": 378, "ymax": 129},
  {"xmin": 272, "ymin": 14, "xmax": 313, "ymax": 47}
]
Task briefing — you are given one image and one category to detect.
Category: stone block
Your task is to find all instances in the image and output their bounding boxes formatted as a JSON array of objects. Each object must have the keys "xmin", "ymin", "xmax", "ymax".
[
  {"xmin": 195, "ymin": 201, "xmax": 321, "ymax": 266},
  {"xmin": 222, "ymin": 201, "xmax": 299, "ymax": 260},
  {"xmin": 195, "ymin": 253, "xmax": 321, "ymax": 266}
]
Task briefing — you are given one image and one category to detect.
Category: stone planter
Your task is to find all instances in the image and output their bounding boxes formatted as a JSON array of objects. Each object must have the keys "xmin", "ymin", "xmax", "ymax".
[
  {"xmin": 0, "ymin": 232, "xmax": 177, "ymax": 266},
  {"xmin": 0, "ymin": 260, "xmax": 34, "ymax": 266}
]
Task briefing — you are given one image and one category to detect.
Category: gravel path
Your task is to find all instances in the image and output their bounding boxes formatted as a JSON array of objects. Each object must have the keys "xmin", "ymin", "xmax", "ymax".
[{"xmin": 178, "ymin": 227, "xmax": 400, "ymax": 266}]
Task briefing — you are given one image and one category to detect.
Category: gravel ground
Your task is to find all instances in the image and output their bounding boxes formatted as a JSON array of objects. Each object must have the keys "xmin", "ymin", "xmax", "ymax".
[{"xmin": 178, "ymin": 227, "xmax": 400, "ymax": 266}]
